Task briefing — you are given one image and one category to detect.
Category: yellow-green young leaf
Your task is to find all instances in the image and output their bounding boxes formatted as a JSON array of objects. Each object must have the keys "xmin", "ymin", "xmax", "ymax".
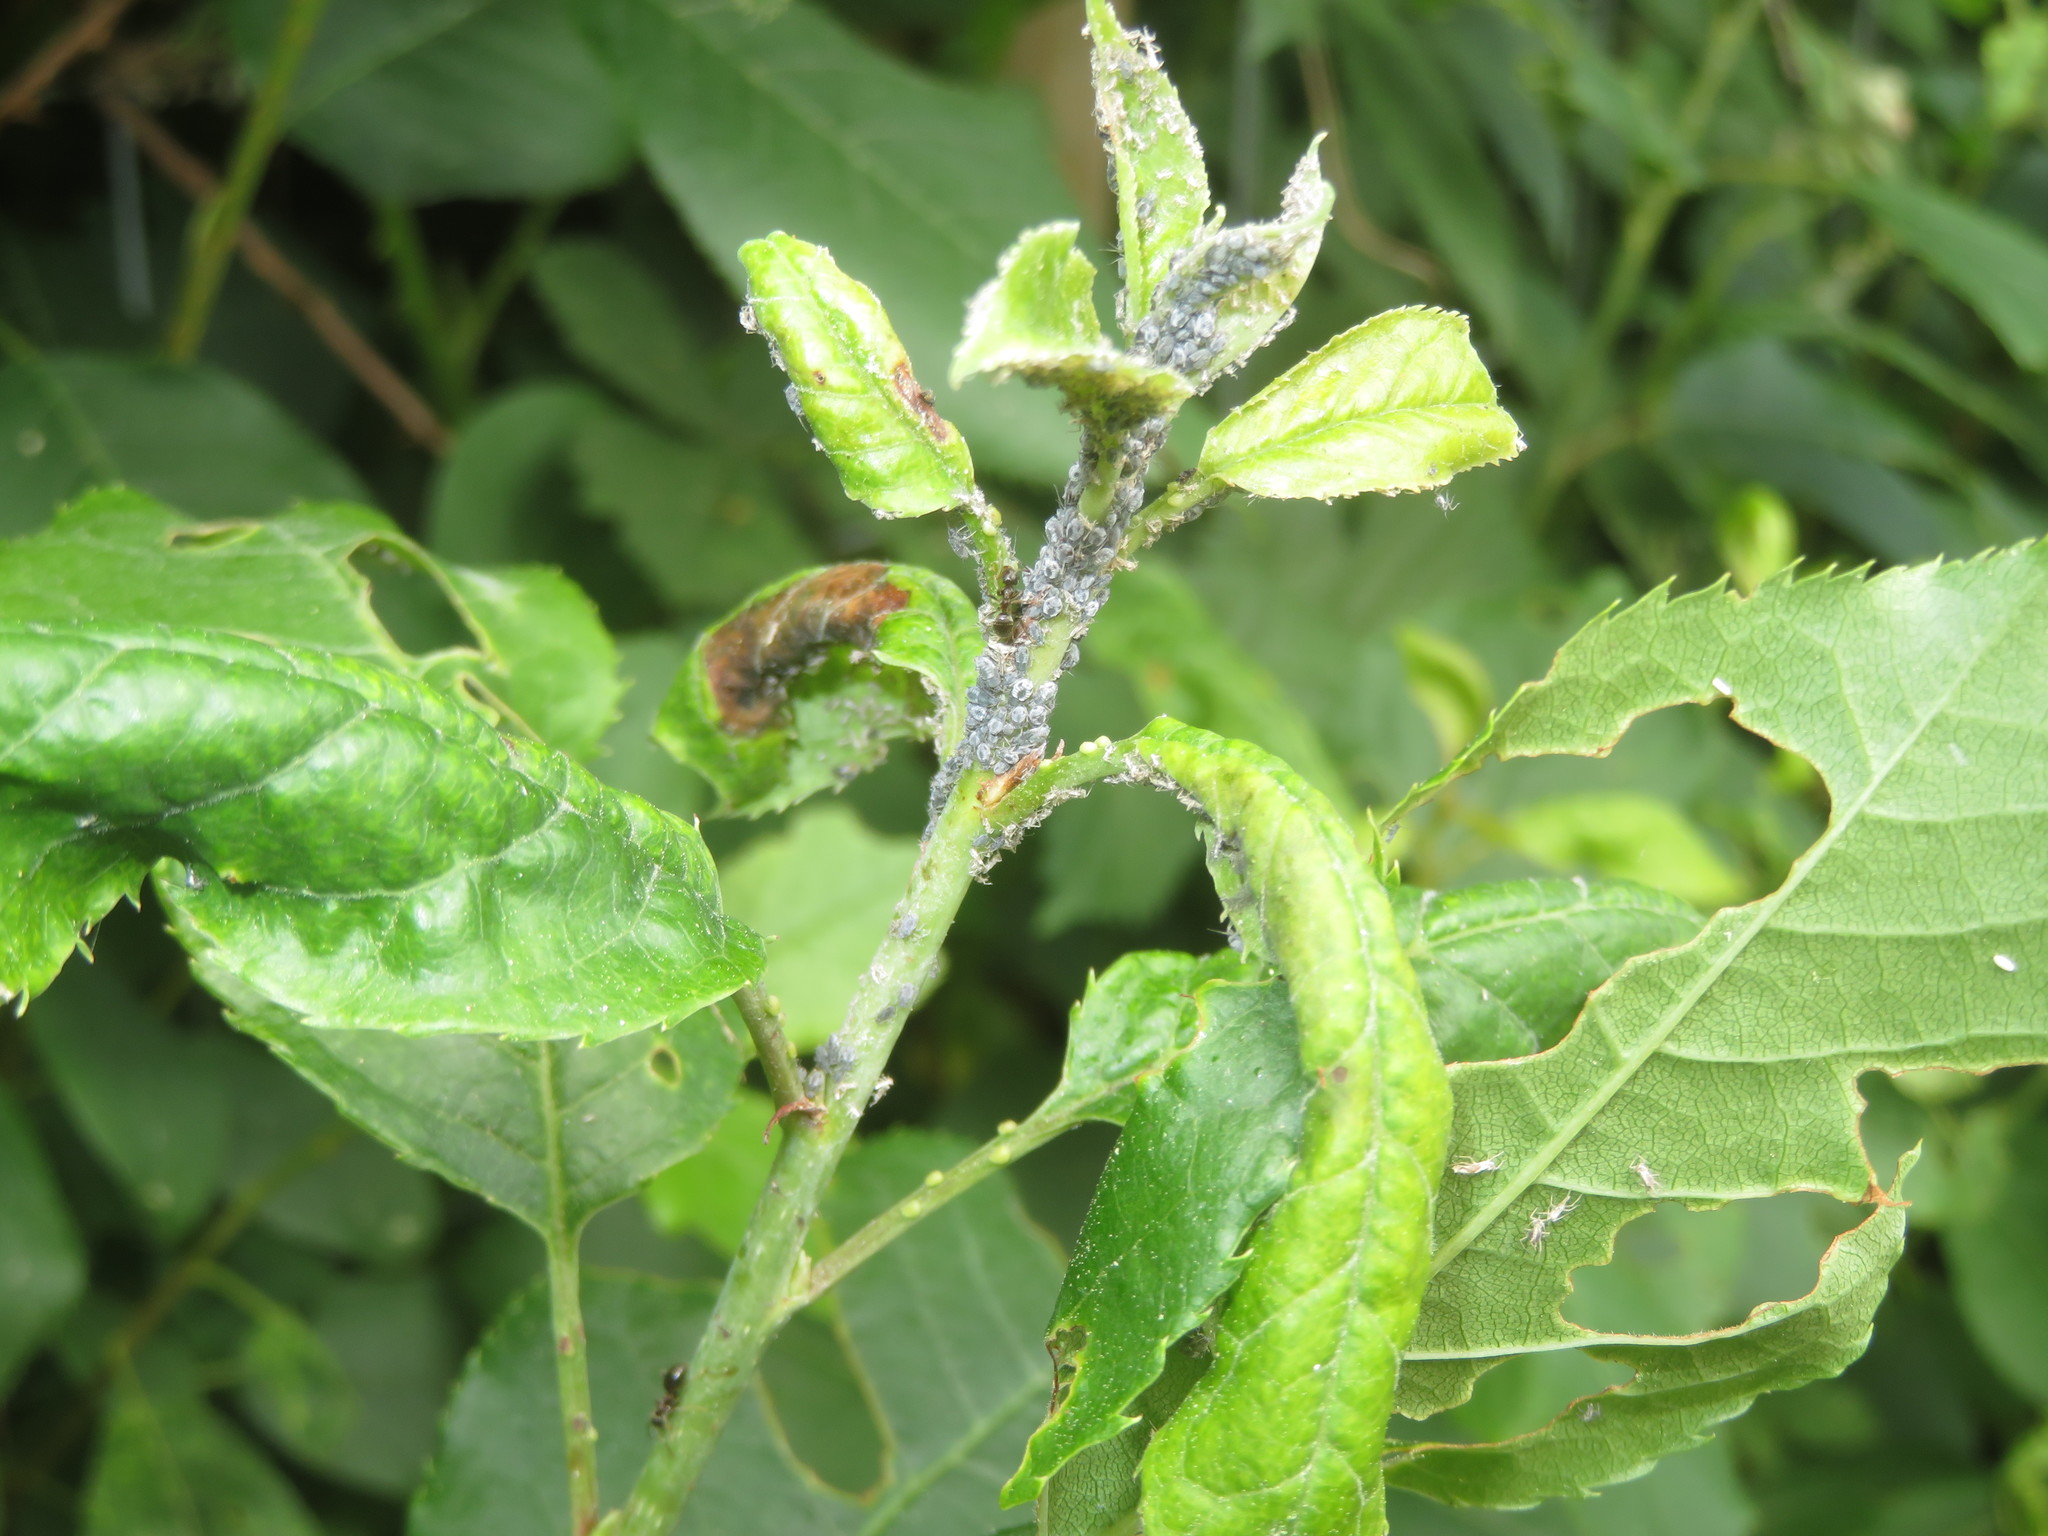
[
  {"xmin": 1084, "ymin": 0, "xmax": 1209, "ymax": 328},
  {"xmin": 656, "ymin": 563, "xmax": 978, "ymax": 817},
  {"xmin": 0, "ymin": 623, "xmax": 761, "ymax": 1035},
  {"xmin": 1388, "ymin": 1158, "xmax": 1914, "ymax": 1508},
  {"xmin": 1502, "ymin": 792, "xmax": 1747, "ymax": 911},
  {"xmin": 1133, "ymin": 143, "xmax": 1335, "ymax": 390},
  {"xmin": 1382, "ymin": 546, "xmax": 2048, "ymax": 1499},
  {"xmin": 740, "ymin": 233, "xmax": 974, "ymax": 515},
  {"xmin": 1198, "ymin": 307, "xmax": 1523, "ymax": 500},
  {"xmin": 952, "ymin": 223, "xmax": 1193, "ymax": 425},
  {"xmin": 985, "ymin": 720, "xmax": 1450, "ymax": 1536}
]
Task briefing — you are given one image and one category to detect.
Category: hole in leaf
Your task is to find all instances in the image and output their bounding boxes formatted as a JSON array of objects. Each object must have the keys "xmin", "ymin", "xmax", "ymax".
[
  {"xmin": 645, "ymin": 1044, "xmax": 683, "ymax": 1088},
  {"xmin": 349, "ymin": 546, "xmax": 470, "ymax": 657}
]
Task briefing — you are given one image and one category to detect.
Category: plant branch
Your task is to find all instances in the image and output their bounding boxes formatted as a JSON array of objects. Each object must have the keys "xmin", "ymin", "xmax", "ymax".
[
  {"xmin": 164, "ymin": 0, "xmax": 328, "ymax": 362},
  {"xmin": 96, "ymin": 83, "xmax": 448, "ymax": 453},
  {"xmin": 732, "ymin": 981, "xmax": 806, "ymax": 1110},
  {"xmin": 600, "ymin": 778, "xmax": 991, "ymax": 1536},
  {"xmin": 0, "ymin": 0, "xmax": 134, "ymax": 125},
  {"xmin": 537, "ymin": 1044, "xmax": 600, "ymax": 1536}
]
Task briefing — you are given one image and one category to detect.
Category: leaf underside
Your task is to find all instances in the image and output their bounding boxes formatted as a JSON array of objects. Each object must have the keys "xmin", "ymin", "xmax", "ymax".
[{"xmin": 1384, "ymin": 545, "xmax": 2048, "ymax": 1501}]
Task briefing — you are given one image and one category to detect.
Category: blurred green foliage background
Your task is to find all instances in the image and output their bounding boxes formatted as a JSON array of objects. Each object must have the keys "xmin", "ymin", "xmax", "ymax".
[{"xmin": 2, "ymin": 0, "xmax": 2047, "ymax": 1532}]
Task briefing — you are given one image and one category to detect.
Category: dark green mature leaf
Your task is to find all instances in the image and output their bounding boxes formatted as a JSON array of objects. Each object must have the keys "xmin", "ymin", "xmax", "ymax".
[
  {"xmin": 1036, "ymin": 1343, "xmax": 1208, "ymax": 1536},
  {"xmin": 531, "ymin": 239, "xmax": 723, "ymax": 436},
  {"xmin": 0, "ymin": 1080, "xmax": 83, "ymax": 1393},
  {"xmin": 740, "ymin": 233, "xmax": 975, "ymax": 516},
  {"xmin": 1083, "ymin": 0, "xmax": 1209, "ymax": 329},
  {"xmin": 1944, "ymin": 1109, "xmax": 2048, "ymax": 1405},
  {"xmin": 0, "ymin": 354, "xmax": 362, "ymax": 534},
  {"xmin": 1383, "ymin": 547, "xmax": 2048, "ymax": 1495},
  {"xmin": 656, "ymin": 563, "xmax": 977, "ymax": 817},
  {"xmin": 640, "ymin": 1086, "xmax": 776, "ymax": 1254},
  {"xmin": 413, "ymin": 1132, "xmax": 1061, "ymax": 1535},
  {"xmin": 225, "ymin": 0, "xmax": 630, "ymax": 202},
  {"xmin": 1004, "ymin": 971, "xmax": 1311, "ymax": 1505},
  {"xmin": 425, "ymin": 382, "xmax": 605, "ymax": 565},
  {"xmin": 583, "ymin": 0, "xmax": 1079, "ymax": 482},
  {"xmin": 1858, "ymin": 178, "xmax": 2048, "ymax": 372},
  {"xmin": 232, "ymin": 994, "xmax": 739, "ymax": 1233},
  {"xmin": 1387, "ymin": 1161, "xmax": 1912, "ymax": 1508},
  {"xmin": 25, "ymin": 962, "xmax": 231, "ymax": 1239},
  {"xmin": 570, "ymin": 408, "xmax": 814, "ymax": 612},
  {"xmin": 1197, "ymin": 308, "xmax": 1523, "ymax": 501},
  {"xmin": 1394, "ymin": 877, "xmax": 1702, "ymax": 1061},
  {"xmin": 0, "ymin": 488, "xmax": 622, "ymax": 759},
  {"xmin": 951, "ymin": 223, "xmax": 1191, "ymax": 425},
  {"xmin": 716, "ymin": 803, "xmax": 920, "ymax": 1049},
  {"xmin": 988, "ymin": 720, "xmax": 1450, "ymax": 1536},
  {"xmin": 84, "ymin": 1376, "xmax": 323, "ymax": 1536},
  {"xmin": 0, "ymin": 623, "xmax": 759, "ymax": 1032}
]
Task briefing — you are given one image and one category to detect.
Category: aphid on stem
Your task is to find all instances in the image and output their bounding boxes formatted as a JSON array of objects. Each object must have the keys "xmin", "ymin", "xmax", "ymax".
[{"xmin": 649, "ymin": 1363, "xmax": 687, "ymax": 1434}]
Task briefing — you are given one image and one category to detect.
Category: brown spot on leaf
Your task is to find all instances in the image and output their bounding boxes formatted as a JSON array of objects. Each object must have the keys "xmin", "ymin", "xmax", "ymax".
[
  {"xmin": 891, "ymin": 357, "xmax": 952, "ymax": 441},
  {"xmin": 704, "ymin": 564, "xmax": 911, "ymax": 736}
]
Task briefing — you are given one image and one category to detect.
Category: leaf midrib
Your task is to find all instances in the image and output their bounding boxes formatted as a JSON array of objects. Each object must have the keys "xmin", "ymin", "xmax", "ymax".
[{"xmin": 1426, "ymin": 594, "xmax": 2026, "ymax": 1277}]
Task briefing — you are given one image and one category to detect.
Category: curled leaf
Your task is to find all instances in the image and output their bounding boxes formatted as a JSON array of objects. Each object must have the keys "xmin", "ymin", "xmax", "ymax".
[
  {"xmin": 952, "ymin": 222, "xmax": 1192, "ymax": 426},
  {"xmin": 0, "ymin": 623, "xmax": 761, "ymax": 1035},
  {"xmin": 1131, "ymin": 143, "xmax": 1335, "ymax": 389},
  {"xmin": 1198, "ymin": 306, "xmax": 1523, "ymax": 500},
  {"xmin": 655, "ymin": 563, "xmax": 978, "ymax": 817},
  {"xmin": 740, "ymin": 233, "xmax": 974, "ymax": 515},
  {"xmin": 1084, "ymin": 0, "xmax": 1210, "ymax": 329}
]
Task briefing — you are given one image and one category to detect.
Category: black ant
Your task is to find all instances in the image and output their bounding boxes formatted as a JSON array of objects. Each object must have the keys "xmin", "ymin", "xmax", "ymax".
[{"xmin": 649, "ymin": 1363, "xmax": 686, "ymax": 1433}]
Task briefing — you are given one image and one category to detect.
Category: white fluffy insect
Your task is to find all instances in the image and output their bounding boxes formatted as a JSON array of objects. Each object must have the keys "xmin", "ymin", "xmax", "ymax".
[
  {"xmin": 1434, "ymin": 490, "xmax": 1459, "ymax": 514},
  {"xmin": 1630, "ymin": 1158, "xmax": 1660, "ymax": 1192},
  {"xmin": 1451, "ymin": 1155, "xmax": 1501, "ymax": 1176},
  {"xmin": 1525, "ymin": 1192, "xmax": 1581, "ymax": 1249}
]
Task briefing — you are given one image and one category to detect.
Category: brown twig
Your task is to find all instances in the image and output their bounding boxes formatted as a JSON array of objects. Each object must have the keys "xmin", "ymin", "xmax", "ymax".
[
  {"xmin": 0, "ymin": 0, "xmax": 134, "ymax": 125},
  {"xmin": 96, "ymin": 83, "xmax": 449, "ymax": 453},
  {"xmin": 1295, "ymin": 43, "xmax": 1442, "ymax": 289}
]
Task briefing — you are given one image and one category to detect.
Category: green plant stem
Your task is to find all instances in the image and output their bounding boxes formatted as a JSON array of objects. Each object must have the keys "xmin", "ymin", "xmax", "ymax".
[
  {"xmin": 163, "ymin": 0, "xmax": 327, "ymax": 362},
  {"xmin": 1121, "ymin": 472, "xmax": 1226, "ymax": 559},
  {"xmin": 790, "ymin": 1110, "xmax": 1071, "ymax": 1314},
  {"xmin": 732, "ymin": 981, "xmax": 805, "ymax": 1109},
  {"xmin": 536, "ymin": 1044, "xmax": 601, "ymax": 1536},
  {"xmin": 601, "ymin": 776, "xmax": 990, "ymax": 1536}
]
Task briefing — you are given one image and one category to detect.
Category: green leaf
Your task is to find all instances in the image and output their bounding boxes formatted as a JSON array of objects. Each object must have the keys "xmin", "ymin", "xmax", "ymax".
[
  {"xmin": 85, "ymin": 1375, "xmax": 323, "ymax": 1536},
  {"xmin": 237, "ymin": 1296, "xmax": 359, "ymax": 1457},
  {"xmin": 1197, "ymin": 307, "xmax": 1523, "ymax": 500},
  {"xmin": 1004, "ymin": 968, "xmax": 1311, "ymax": 1505},
  {"xmin": 425, "ymin": 382, "xmax": 606, "ymax": 565},
  {"xmin": 740, "ymin": 233, "xmax": 975, "ymax": 516},
  {"xmin": 951, "ymin": 223, "xmax": 1192, "ymax": 425},
  {"xmin": 1944, "ymin": 1108, "xmax": 2048, "ymax": 1405},
  {"xmin": 716, "ymin": 803, "xmax": 921, "ymax": 1048},
  {"xmin": 640, "ymin": 1087, "xmax": 776, "ymax": 1254},
  {"xmin": 245, "ymin": 1272, "xmax": 457, "ymax": 1496},
  {"xmin": 568, "ymin": 407, "xmax": 814, "ymax": 612},
  {"xmin": 1857, "ymin": 178, "xmax": 2048, "ymax": 372},
  {"xmin": 25, "ymin": 962, "xmax": 231, "ymax": 1239},
  {"xmin": 1135, "ymin": 143, "xmax": 1335, "ymax": 390},
  {"xmin": 225, "ymin": 0, "xmax": 631, "ymax": 202},
  {"xmin": 230, "ymin": 994, "xmax": 740, "ymax": 1233},
  {"xmin": 0, "ymin": 354, "xmax": 363, "ymax": 534},
  {"xmin": 531, "ymin": 238, "xmax": 723, "ymax": 436},
  {"xmin": 1037, "ymin": 1342, "xmax": 1209, "ymax": 1536},
  {"xmin": 655, "ymin": 563, "xmax": 978, "ymax": 817},
  {"xmin": 0, "ymin": 1080, "xmax": 83, "ymax": 1393},
  {"xmin": 413, "ymin": 1131, "xmax": 1061, "ymax": 1535},
  {"xmin": 0, "ymin": 488, "xmax": 623, "ymax": 760},
  {"xmin": 1386, "ymin": 1160, "xmax": 1914, "ymax": 1508},
  {"xmin": 988, "ymin": 719, "xmax": 1451, "ymax": 1536},
  {"xmin": 583, "ymin": 0, "xmax": 1079, "ymax": 482},
  {"xmin": 1083, "ymin": 0, "xmax": 1210, "ymax": 329},
  {"xmin": 1393, "ymin": 877, "xmax": 1702, "ymax": 1061},
  {"xmin": 1501, "ymin": 793, "xmax": 1747, "ymax": 911},
  {"xmin": 0, "ymin": 623, "xmax": 760, "ymax": 1033},
  {"xmin": 1381, "ymin": 548, "xmax": 2048, "ymax": 1494}
]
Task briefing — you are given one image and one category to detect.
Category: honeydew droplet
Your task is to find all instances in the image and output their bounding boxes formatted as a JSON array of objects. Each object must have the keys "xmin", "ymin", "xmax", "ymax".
[{"xmin": 1994, "ymin": 954, "xmax": 2019, "ymax": 973}]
